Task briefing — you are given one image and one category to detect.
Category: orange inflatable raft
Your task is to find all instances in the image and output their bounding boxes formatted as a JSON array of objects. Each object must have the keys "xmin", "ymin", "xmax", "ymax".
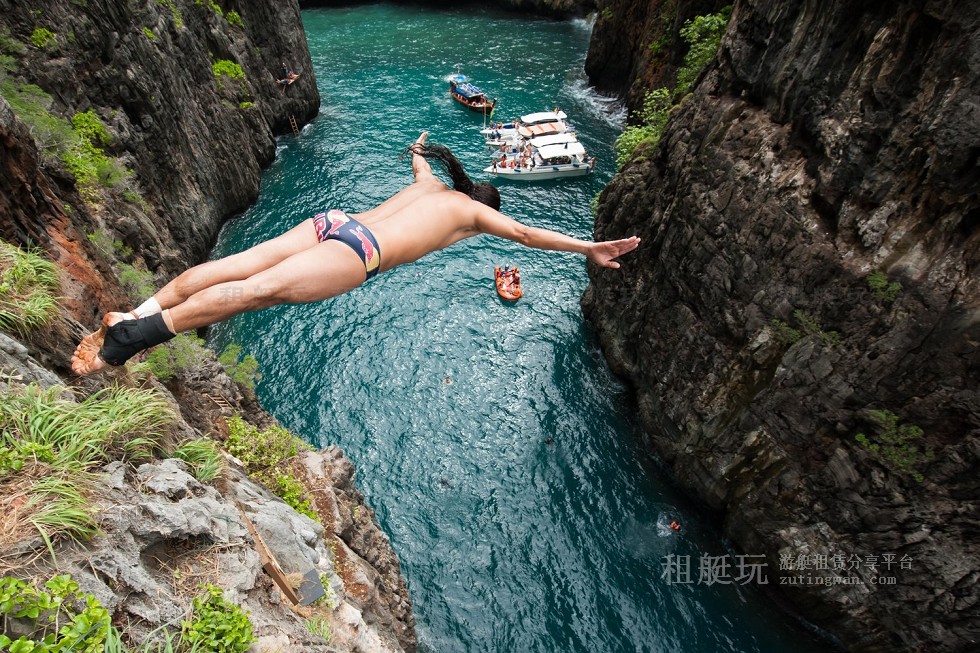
[{"xmin": 494, "ymin": 266, "xmax": 523, "ymax": 301}]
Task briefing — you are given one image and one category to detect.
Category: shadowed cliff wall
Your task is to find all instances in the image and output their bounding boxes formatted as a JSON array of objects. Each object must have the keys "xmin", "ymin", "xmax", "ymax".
[
  {"xmin": 0, "ymin": 0, "xmax": 319, "ymax": 327},
  {"xmin": 584, "ymin": 0, "xmax": 979, "ymax": 650},
  {"xmin": 585, "ymin": 0, "xmax": 728, "ymax": 116}
]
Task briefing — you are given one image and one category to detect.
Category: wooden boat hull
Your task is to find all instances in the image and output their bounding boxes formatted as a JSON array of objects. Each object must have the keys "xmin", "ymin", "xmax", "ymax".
[
  {"xmin": 449, "ymin": 76, "xmax": 495, "ymax": 114},
  {"xmin": 451, "ymin": 91, "xmax": 494, "ymax": 114}
]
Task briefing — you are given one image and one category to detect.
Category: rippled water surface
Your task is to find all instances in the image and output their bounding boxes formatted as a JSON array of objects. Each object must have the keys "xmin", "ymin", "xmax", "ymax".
[{"xmin": 209, "ymin": 6, "xmax": 827, "ymax": 652}]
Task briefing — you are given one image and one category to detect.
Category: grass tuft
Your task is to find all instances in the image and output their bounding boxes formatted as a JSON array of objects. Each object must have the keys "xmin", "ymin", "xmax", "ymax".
[
  {"xmin": 0, "ymin": 383, "xmax": 175, "ymax": 554},
  {"xmin": 0, "ymin": 241, "xmax": 60, "ymax": 336},
  {"xmin": 171, "ymin": 438, "xmax": 225, "ymax": 482}
]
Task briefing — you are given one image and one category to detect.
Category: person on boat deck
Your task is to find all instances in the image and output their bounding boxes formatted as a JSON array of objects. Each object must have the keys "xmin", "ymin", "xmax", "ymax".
[{"xmin": 71, "ymin": 132, "xmax": 640, "ymax": 376}]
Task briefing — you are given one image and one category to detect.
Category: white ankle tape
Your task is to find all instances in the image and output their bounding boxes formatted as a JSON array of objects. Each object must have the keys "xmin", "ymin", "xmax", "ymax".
[{"xmin": 133, "ymin": 297, "xmax": 161, "ymax": 318}]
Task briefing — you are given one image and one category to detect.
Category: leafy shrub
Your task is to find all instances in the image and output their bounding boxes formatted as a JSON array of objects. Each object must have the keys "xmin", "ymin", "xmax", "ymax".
[
  {"xmin": 792, "ymin": 309, "xmax": 840, "ymax": 347},
  {"xmin": 143, "ymin": 26, "xmax": 156, "ymax": 40},
  {"xmin": 136, "ymin": 332, "xmax": 208, "ymax": 381},
  {"xmin": 224, "ymin": 417, "xmax": 318, "ymax": 521},
  {"xmin": 867, "ymin": 270, "xmax": 902, "ymax": 302},
  {"xmin": 62, "ymin": 138, "xmax": 110, "ymax": 191},
  {"xmin": 0, "ymin": 574, "xmax": 111, "ymax": 653},
  {"xmin": 614, "ymin": 87, "xmax": 672, "ymax": 168},
  {"xmin": 199, "ymin": 0, "xmax": 224, "ymax": 18},
  {"xmin": 71, "ymin": 111, "xmax": 109, "ymax": 146},
  {"xmin": 30, "ymin": 27, "xmax": 56, "ymax": 49},
  {"xmin": 218, "ymin": 343, "xmax": 261, "ymax": 392},
  {"xmin": 855, "ymin": 409, "xmax": 934, "ymax": 482},
  {"xmin": 225, "ymin": 416, "xmax": 309, "ymax": 473},
  {"xmin": 180, "ymin": 585, "xmax": 253, "ymax": 653},
  {"xmin": 212, "ymin": 59, "xmax": 244, "ymax": 80},
  {"xmin": 770, "ymin": 319, "xmax": 801, "ymax": 345},
  {"xmin": 675, "ymin": 7, "xmax": 732, "ymax": 96},
  {"xmin": 614, "ymin": 8, "xmax": 731, "ymax": 168},
  {"xmin": 0, "ymin": 241, "xmax": 59, "ymax": 336},
  {"xmin": 269, "ymin": 472, "xmax": 319, "ymax": 521},
  {"xmin": 226, "ymin": 10, "xmax": 244, "ymax": 28},
  {"xmin": 117, "ymin": 263, "xmax": 157, "ymax": 301},
  {"xmin": 157, "ymin": 0, "xmax": 184, "ymax": 29}
]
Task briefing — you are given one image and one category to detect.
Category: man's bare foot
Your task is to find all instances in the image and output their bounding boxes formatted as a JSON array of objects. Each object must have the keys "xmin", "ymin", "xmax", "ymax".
[{"xmin": 71, "ymin": 312, "xmax": 128, "ymax": 376}]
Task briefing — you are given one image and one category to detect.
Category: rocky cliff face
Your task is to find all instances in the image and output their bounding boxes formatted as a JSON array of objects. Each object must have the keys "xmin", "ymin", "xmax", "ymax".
[
  {"xmin": 1, "ymin": 1, "xmax": 417, "ymax": 651},
  {"xmin": 584, "ymin": 0, "xmax": 979, "ymax": 651},
  {"xmin": 0, "ymin": 336, "xmax": 416, "ymax": 652},
  {"xmin": 585, "ymin": 0, "xmax": 727, "ymax": 116},
  {"xmin": 1, "ymin": 0, "xmax": 319, "ymax": 289}
]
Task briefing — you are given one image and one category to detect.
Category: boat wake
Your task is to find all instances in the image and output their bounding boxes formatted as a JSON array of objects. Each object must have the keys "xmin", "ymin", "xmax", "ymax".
[
  {"xmin": 570, "ymin": 15, "xmax": 596, "ymax": 32},
  {"xmin": 565, "ymin": 76, "xmax": 626, "ymax": 128}
]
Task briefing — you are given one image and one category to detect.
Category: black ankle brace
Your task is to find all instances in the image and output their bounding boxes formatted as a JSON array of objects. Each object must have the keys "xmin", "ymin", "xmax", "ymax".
[{"xmin": 99, "ymin": 313, "xmax": 176, "ymax": 366}]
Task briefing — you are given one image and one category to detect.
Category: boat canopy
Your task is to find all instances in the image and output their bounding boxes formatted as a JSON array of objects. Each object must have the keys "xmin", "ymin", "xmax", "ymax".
[
  {"xmin": 529, "ymin": 133, "xmax": 579, "ymax": 148},
  {"xmin": 538, "ymin": 141, "xmax": 587, "ymax": 160},
  {"xmin": 519, "ymin": 122, "xmax": 564, "ymax": 138},
  {"xmin": 454, "ymin": 83, "xmax": 486, "ymax": 99},
  {"xmin": 521, "ymin": 110, "xmax": 568, "ymax": 124},
  {"xmin": 450, "ymin": 73, "xmax": 490, "ymax": 99}
]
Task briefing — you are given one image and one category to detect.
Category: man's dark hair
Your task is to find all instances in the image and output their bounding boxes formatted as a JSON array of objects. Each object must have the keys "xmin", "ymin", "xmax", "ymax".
[{"xmin": 408, "ymin": 143, "xmax": 501, "ymax": 211}]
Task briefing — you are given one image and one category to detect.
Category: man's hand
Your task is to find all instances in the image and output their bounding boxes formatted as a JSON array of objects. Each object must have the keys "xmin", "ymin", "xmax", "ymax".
[
  {"xmin": 587, "ymin": 236, "xmax": 641, "ymax": 269},
  {"xmin": 411, "ymin": 131, "xmax": 432, "ymax": 180}
]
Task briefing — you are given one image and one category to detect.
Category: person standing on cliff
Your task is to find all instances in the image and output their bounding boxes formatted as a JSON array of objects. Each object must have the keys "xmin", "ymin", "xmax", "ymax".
[{"xmin": 71, "ymin": 132, "xmax": 639, "ymax": 376}]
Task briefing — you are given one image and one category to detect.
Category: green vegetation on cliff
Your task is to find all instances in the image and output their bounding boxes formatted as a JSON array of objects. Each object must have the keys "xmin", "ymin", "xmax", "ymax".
[
  {"xmin": 0, "ymin": 78, "xmax": 135, "ymax": 201},
  {"xmin": 180, "ymin": 584, "xmax": 254, "ymax": 653},
  {"xmin": 866, "ymin": 270, "xmax": 902, "ymax": 302},
  {"xmin": 224, "ymin": 416, "xmax": 319, "ymax": 522},
  {"xmin": 30, "ymin": 27, "xmax": 57, "ymax": 50},
  {"xmin": 856, "ymin": 409, "xmax": 934, "ymax": 482},
  {"xmin": 0, "ymin": 574, "xmax": 111, "ymax": 652},
  {"xmin": 212, "ymin": 59, "xmax": 244, "ymax": 80},
  {"xmin": 615, "ymin": 7, "xmax": 731, "ymax": 168},
  {"xmin": 0, "ymin": 574, "xmax": 255, "ymax": 653}
]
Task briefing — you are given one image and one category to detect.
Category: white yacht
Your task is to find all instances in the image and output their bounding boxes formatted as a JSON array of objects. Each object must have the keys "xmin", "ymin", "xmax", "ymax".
[{"xmin": 484, "ymin": 137, "xmax": 594, "ymax": 180}]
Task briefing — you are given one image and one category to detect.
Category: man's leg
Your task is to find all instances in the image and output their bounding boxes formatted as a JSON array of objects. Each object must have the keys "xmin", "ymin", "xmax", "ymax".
[
  {"xmin": 162, "ymin": 241, "xmax": 366, "ymax": 333},
  {"xmin": 152, "ymin": 218, "xmax": 321, "ymax": 312},
  {"xmin": 71, "ymin": 241, "xmax": 367, "ymax": 375},
  {"xmin": 73, "ymin": 218, "xmax": 320, "ymax": 365}
]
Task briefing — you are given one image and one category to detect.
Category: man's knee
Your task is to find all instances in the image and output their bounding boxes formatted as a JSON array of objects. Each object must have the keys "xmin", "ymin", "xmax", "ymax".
[{"xmin": 247, "ymin": 283, "xmax": 283, "ymax": 309}]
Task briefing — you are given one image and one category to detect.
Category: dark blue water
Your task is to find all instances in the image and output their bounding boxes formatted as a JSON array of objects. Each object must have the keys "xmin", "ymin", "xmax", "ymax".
[{"xmin": 209, "ymin": 6, "xmax": 827, "ymax": 652}]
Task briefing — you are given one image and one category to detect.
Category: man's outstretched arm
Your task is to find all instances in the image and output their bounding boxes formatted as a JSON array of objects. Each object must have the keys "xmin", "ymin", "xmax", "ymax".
[{"xmin": 473, "ymin": 204, "xmax": 640, "ymax": 269}]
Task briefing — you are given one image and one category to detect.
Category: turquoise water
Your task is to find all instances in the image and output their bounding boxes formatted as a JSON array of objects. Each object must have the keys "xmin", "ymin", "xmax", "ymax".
[{"xmin": 209, "ymin": 6, "xmax": 829, "ymax": 652}]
